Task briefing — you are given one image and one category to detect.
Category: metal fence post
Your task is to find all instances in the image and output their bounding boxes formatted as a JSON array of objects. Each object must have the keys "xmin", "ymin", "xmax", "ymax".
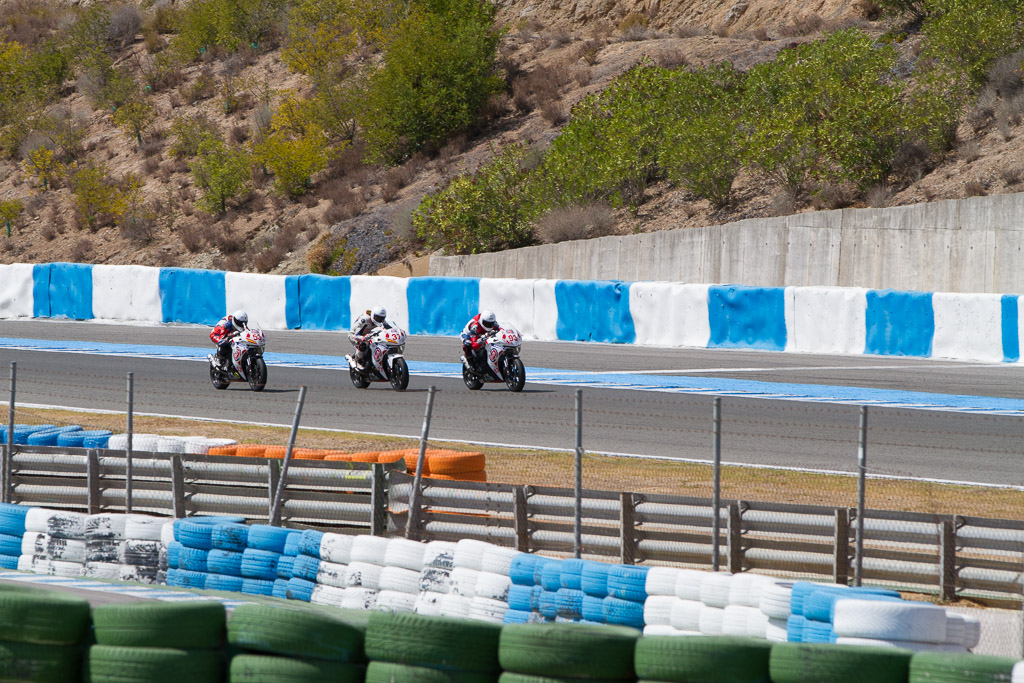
[
  {"xmin": 574, "ymin": 389, "xmax": 583, "ymax": 559},
  {"xmin": 170, "ymin": 454, "xmax": 185, "ymax": 518},
  {"xmin": 4, "ymin": 361, "xmax": 14, "ymax": 504},
  {"xmin": 726, "ymin": 502, "xmax": 742, "ymax": 572},
  {"xmin": 86, "ymin": 450, "xmax": 100, "ymax": 514},
  {"xmin": 712, "ymin": 396, "xmax": 722, "ymax": 571},
  {"xmin": 370, "ymin": 463, "xmax": 387, "ymax": 536},
  {"xmin": 940, "ymin": 519, "xmax": 956, "ymax": 601},
  {"xmin": 834, "ymin": 508, "xmax": 851, "ymax": 585},
  {"xmin": 406, "ymin": 386, "xmax": 436, "ymax": 540},
  {"xmin": 267, "ymin": 460, "xmax": 280, "ymax": 521},
  {"xmin": 620, "ymin": 492, "xmax": 636, "ymax": 565},
  {"xmin": 513, "ymin": 486, "xmax": 530, "ymax": 552},
  {"xmin": 854, "ymin": 405, "xmax": 868, "ymax": 587},
  {"xmin": 270, "ymin": 385, "xmax": 306, "ymax": 526},
  {"xmin": 125, "ymin": 372, "xmax": 134, "ymax": 513}
]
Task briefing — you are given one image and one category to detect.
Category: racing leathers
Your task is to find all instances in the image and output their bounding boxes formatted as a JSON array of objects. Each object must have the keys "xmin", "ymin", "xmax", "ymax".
[
  {"xmin": 210, "ymin": 315, "xmax": 245, "ymax": 369},
  {"xmin": 461, "ymin": 314, "xmax": 499, "ymax": 373},
  {"xmin": 349, "ymin": 314, "xmax": 392, "ymax": 369}
]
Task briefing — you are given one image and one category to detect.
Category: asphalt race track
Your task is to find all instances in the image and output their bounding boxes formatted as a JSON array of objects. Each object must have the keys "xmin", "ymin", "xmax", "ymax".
[{"xmin": 2, "ymin": 319, "xmax": 1023, "ymax": 486}]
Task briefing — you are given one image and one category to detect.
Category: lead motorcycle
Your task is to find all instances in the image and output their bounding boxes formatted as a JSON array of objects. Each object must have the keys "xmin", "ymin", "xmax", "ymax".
[
  {"xmin": 462, "ymin": 326, "xmax": 526, "ymax": 392},
  {"xmin": 346, "ymin": 325, "xmax": 410, "ymax": 391},
  {"xmin": 208, "ymin": 324, "xmax": 268, "ymax": 392}
]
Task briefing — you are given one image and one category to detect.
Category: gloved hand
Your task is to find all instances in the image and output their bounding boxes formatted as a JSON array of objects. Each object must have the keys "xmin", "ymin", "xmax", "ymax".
[{"xmin": 470, "ymin": 338, "xmax": 482, "ymax": 350}]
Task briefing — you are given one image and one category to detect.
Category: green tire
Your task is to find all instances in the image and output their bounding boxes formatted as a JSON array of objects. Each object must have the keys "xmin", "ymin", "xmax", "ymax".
[
  {"xmin": 770, "ymin": 643, "xmax": 912, "ymax": 683},
  {"xmin": 0, "ymin": 640, "xmax": 82, "ymax": 683},
  {"xmin": 228, "ymin": 604, "xmax": 367, "ymax": 662},
  {"xmin": 500, "ymin": 673, "xmax": 624, "ymax": 683},
  {"xmin": 229, "ymin": 654, "xmax": 364, "ymax": 682},
  {"xmin": 92, "ymin": 601, "xmax": 226, "ymax": 649},
  {"xmin": 366, "ymin": 661, "xmax": 498, "ymax": 683},
  {"xmin": 634, "ymin": 635, "xmax": 772, "ymax": 683},
  {"xmin": 365, "ymin": 612, "xmax": 502, "ymax": 673},
  {"xmin": 0, "ymin": 586, "xmax": 91, "ymax": 645},
  {"xmin": 909, "ymin": 651, "xmax": 1018, "ymax": 682},
  {"xmin": 85, "ymin": 645, "xmax": 223, "ymax": 683},
  {"xmin": 499, "ymin": 623, "xmax": 639, "ymax": 680}
]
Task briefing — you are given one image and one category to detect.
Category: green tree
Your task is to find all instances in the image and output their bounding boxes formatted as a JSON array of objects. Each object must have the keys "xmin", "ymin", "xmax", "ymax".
[
  {"xmin": 71, "ymin": 164, "xmax": 121, "ymax": 231},
  {"xmin": 919, "ymin": 0, "xmax": 1024, "ymax": 89},
  {"xmin": 0, "ymin": 199, "xmax": 23, "ymax": 237},
  {"xmin": 253, "ymin": 128, "xmax": 332, "ymax": 198},
  {"xmin": 113, "ymin": 96, "xmax": 156, "ymax": 145},
  {"xmin": 23, "ymin": 147, "xmax": 63, "ymax": 190},
  {"xmin": 414, "ymin": 144, "xmax": 535, "ymax": 254},
  {"xmin": 191, "ymin": 137, "xmax": 251, "ymax": 214}
]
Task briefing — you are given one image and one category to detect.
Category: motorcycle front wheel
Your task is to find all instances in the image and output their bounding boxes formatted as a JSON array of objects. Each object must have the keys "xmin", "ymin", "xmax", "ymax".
[
  {"xmin": 503, "ymin": 356, "xmax": 526, "ymax": 393},
  {"xmin": 350, "ymin": 365, "xmax": 370, "ymax": 389},
  {"xmin": 209, "ymin": 362, "xmax": 229, "ymax": 390},
  {"xmin": 247, "ymin": 356, "xmax": 267, "ymax": 392},
  {"xmin": 389, "ymin": 357, "xmax": 410, "ymax": 391},
  {"xmin": 462, "ymin": 365, "xmax": 483, "ymax": 390}
]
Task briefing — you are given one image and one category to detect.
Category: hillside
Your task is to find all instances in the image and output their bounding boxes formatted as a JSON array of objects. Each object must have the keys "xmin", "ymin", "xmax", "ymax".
[{"xmin": 0, "ymin": 0, "xmax": 1020, "ymax": 278}]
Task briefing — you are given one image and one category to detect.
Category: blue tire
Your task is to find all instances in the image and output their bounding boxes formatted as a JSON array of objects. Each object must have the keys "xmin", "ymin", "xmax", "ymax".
[
  {"xmin": 178, "ymin": 546, "xmax": 209, "ymax": 572},
  {"xmin": 509, "ymin": 554, "xmax": 539, "ymax": 586},
  {"xmin": 277, "ymin": 556, "xmax": 295, "ymax": 579},
  {"xmin": 0, "ymin": 553, "xmax": 18, "ymax": 570},
  {"xmin": 581, "ymin": 595, "xmax": 605, "ymax": 622},
  {"xmin": 56, "ymin": 431, "xmax": 88, "ymax": 447},
  {"xmin": 272, "ymin": 578, "xmax": 290, "ymax": 599},
  {"xmin": 291, "ymin": 555, "xmax": 320, "ymax": 582},
  {"xmin": 787, "ymin": 615, "xmax": 806, "ymax": 642},
  {"xmin": 602, "ymin": 596, "xmax": 644, "ymax": 629},
  {"xmin": 540, "ymin": 562, "xmax": 563, "ymax": 592},
  {"xmin": 81, "ymin": 431, "xmax": 112, "ymax": 448},
  {"xmin": 286, "ymin": 578, "xmax": 315, "ymax": 602},
  {"xmin": 242, "ymin": 578, "xmax": 275, "ymax": 596},
  {"xmin": 606, "ymin": 565, "xmax": 648, "ymax": 602},
  {"xmin": 283, "ymin": 532, "xmax": 303, "ymax": 557},
  {"xmin": 177, "ymin": 521, "xmax": 216, "ymax": 550},
  {"xmin": 0, "ymin": 504, "xmax": 28, "ymax": 537},
  {"xmin": 206, "ymin": 573, "xmax": 244, "ymax": 592},
  {"xmin": 559, "ymin": 559, "xmax": 585, "ymax": 590},
  {"xmin": 175, "ymin": 569, "xmax": 209, "ymax": 589},
  {"xmin": 538, "ymin": 590, "xmax": 558, "ymax": 619},
  {"xmin": 211, "ymin": 523, "xmax": 249, "ymax": 551},
  {"xmin": 508, "ymin": 585, "xmax": 534, "ymax": 611},
  {"xmin": 246, "ymin": 525, "xmax": 292, "ymax": 553},
  {"xmin": 298, "ymin": 530, "xmax": 324, "ymax": 558},
  {"xmin": 241, "ymin": 548, "xmax": 280, "ymax": 580},
  {"xmin": 503, "ymin": 609, "xmax": 532, "ymax": 624},
  {"xmin": 581, "ymin": 561, "xmax": 610, "ymax": 598},
  {"xmin": 556, "ymin": 588, "xmax": 584, "ymax": 619},
  {"xmin": 173, "ymin": 516, "xmax": 246, "ymax": 542},
  {"xmin": 802, "ymin": 618, "xmax": 834, "ymax": 644},
  {"xmin": 207, "ymin": 549, "xmax": 244, "ymax": 576},
  {"xmin": 166, "ymin": 541, "xmax": 183, "ymax": 569}
]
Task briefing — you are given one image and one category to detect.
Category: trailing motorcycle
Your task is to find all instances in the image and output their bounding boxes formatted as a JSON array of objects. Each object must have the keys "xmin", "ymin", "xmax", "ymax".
[
  {"xmin": 208, "ymin": 324, "xmax": 268, "ymax": 392},
  {"xmin": 346, "ymin": 326, "xmax": 410, "ymax": 391},
  {"xmin": 462, "ymin": 326, "xmax": 526, "ymax": 392}
]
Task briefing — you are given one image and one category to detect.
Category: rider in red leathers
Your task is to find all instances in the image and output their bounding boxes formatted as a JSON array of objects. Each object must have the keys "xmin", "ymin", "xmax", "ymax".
[
  {"xmin": 210, "ymin": 310, "xmax": 248, "ymax": 370},
  {"xmin": 461, "ymin": 310, "xmax": 499, "ymax": 373}
]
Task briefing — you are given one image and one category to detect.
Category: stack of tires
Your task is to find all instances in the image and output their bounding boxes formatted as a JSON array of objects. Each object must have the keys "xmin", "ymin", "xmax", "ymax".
[
  {"xmin": 0, "ymin": 503, "xmax": 29, "ymax": 569},
  {"xmin": 241, "ymin": 524, "xmax": 292, "ymax": 598},
  {"xmin": 20, "ymin": 508, "xmax": 87, "ymax": 577},
  {"xmin": 56, "ymin": 429, "xmax": 112, "ymax": 448},
  {"xmin": 581, "ymin": 559, "xmax": 612, "ymax": 625},
  {"xmin": 637, "ymin": 634, "xmax": 774, "ymax": 683},
  {"xmin": 273, "ymin": 530, "xmax": 303, "ymax": 599},
  {"xmin": 758, "ymin": 580, "xmax": 794, "ymax": 642},
  {"xmin": 26, "ymin": 425, "xmax": 81, "ymax": 446},
  {"xmin": 604, "ymin": 564, "xmax": 648, "ymax": 629},
  {"xmin": 364, "ymin": 611, "xmax": 502, "ymax": 683},
  {"xmin": 166, "ymin": 516, "xmax": 245, "ymax": 590},
  {"xmin": 228, "ymin": 603, "xmax": 369, "ymax": 683},
  {"xmin": 376, "ymin": 537, "xmax": 426, "ymax": 613},
  {"xmin": 552, "ymin": 559, "xmax": 588, "ymax": 624},
  {"xmin": 87, "ymin": 601, "xmax": 226, "ymax": 683},
  {"xmin": 786, "ymin": 582, "xmax": 900, "ymax": 645},
  {"xmin": 308, "ymin": 532, "xmax": 353, "ymax": 608},
  {"xmin": 441, "ymin": 539, "xmax": 490, "ymax": 619},
  {"xmin": 535, "ymin": 558, "xmax": 563, "ymax": 623},
  {"xmin": 204, "ymin": 522, "xmax": 250, "ymax": 593},
  {"xmin": 0, "ymin": 584, "xmax": 92, "ymax": 681},
  {"xmin": 505, "ymin": 554, "xmax": 544, "ymax": 624},
  {"xmin": 414, "ymin": 540, "xmax": 456, "ymax": 616},
  {"xmin": 108, "ymin": 434, "xmax": 161, "ymax": 452},
  {"xmin": 832, "ymin": 598, "xmax": 966, "ymax": 653},
  {"xmin": 83, "ymin": 513, "xmax": 167, "ymax": 584},
  {"xmin": 286, "ymin": 529, "xmax": 324, "ymax": 602},
  {"xmin": 3, "ymin": 424, "xmax": 54, "ymax": 444},
  {"xmin": 469, "ymin": 545, "xmax": 518, "ymax": 623},
  {"xmin": 342, "ymin": 535, "xmax": 389, "ymax": 610},
  {"xmin": 642, "ymin": 567, "xmax": 681, "ymax": 635},
  {"xmin": 500, "ymin": 622, "xmax": 640, "ymax": 683}
]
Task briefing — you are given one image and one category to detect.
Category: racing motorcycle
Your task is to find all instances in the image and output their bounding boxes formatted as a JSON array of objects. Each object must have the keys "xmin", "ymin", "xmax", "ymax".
[
  {"xmin": 208, "ymin": 324, "xmax": 268, "ymax": 392},
  {"xmin": 346, "ymin": 326, "xmax": 410, "ymax": 391},
  {"xmin": 462, "ymin": 326, "xmax": 526, "ymax": 392}
]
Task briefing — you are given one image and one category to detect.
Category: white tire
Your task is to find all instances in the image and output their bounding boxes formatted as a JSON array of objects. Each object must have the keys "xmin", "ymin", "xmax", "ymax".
[
  {"xmin": 960, "ymin": 613, "xmax": 981, "ymax": 649},
  {"xmin": 320, "ymin": 533, "xmax": 354, "ymax": 564},
  {"xmin": 746, "ymin": 607, "xmax": 770, "ymax": 638},
  {"xmin": 759, "ymin": 581, "xmax": 793, "ymax": 620},
  {"xmin": 83, "ymin": 562, "xmax": 120, "ymax": 579},
  {"xmin": 118, "ymin": 564, "xmax": 159, "ymax": 584},
  {"xmin": 25, "ymin": 509, "xmax": 85, "ymax": 539},
  {"xmin": 379, "ymin": 566, "xmax": 421, "ymax": 594},
  {"xmin": 469, "ymin": 596, "xmax": 508, "ymax": 623},
  {"xmin": 474, "ymin": 571, "xmax": 511, "ymax": 602},
  {"xmin": 38, "ymin": 559, "xmax": 84, "ymax": 577},
  {"xmin": 17, "ymin": 554, "xmax": 34, "ymax": 572},
  {"xmin": 643, "ymin": 595, "xmax": 675, "ymax": 626},
  {"xmin": 450, "ymin": 567, "xmax": 480, "ymax": 598},
  {"xmin": 86, "ymin": 539, "xmax": 125, "ymax": 564},
  {"xmin": 351, "ymin": 535, "xmax": 389, "ymax": 565},
  {"xmin": 727, "ymin": 573, "xmax": 755, "ymax": 607},
  {"xmin": 414, "ymin": 592, "xmax": 443, "ymax": 616},
  {"xmin": 420, "ymin": 567, "xmax": 451, "ymax": 594},
  {"xmin": 1013, "ymin": 660, "xmax": 1024, "ymax": 683},
  {"xmin": 384, "ymin": 538, "xmax": 426, "ymax": 571},
  {"xmin": 316, "ymin": 560, "xmax": 349, "ymax": 589},
  {"xmin": 675, "ymin": 569, "xmax": 706, "ymax": 601},
  {"xmin": 453, "ymin": 539, "xmax": 491, "ymax": 571},
  {"xmin": 160, "ymin": 521, "xmax": 176, "ymax": 546},
  {"xmin": 86, "ymin": 514, "xmax": 128, "ymax": 540},
  {"xmin": 699, "ymin": 572, "xmax": 732, "ymax": 608},
  {"xmin": 345, "ymin": 561, "xmax": 382, "ymax": 590},
  {"xmin": 375, "ymin": 590, "xmax": 417, "ymax": 612},
  {"xmin": 107, "ymin": 434, "xmax": 129, "ymax": 450},
  {"xmin": 480, "ymin": 546, "xmax": 520, "ymax": 576},
  {"xmin": 311, "ymin": 584, "xmax": 347, "ymax": 607},
  {"xmin": 722, "ymin": 605, "xmax": 758, "ymax": 636},
  {"xmin": 643, "ymin": 625, "xmax": 700, "ymax": 637},
  {"xmin": 645, "ymin": 567, "xmax": 681, "ymax": 597},
  {"xmin": 131, "ymin": 435, "xmax": 160, "ymax": 452},
  {"xmin": 340, "ymin": 587, "xmax": 378, "ymax": 611},
  {"xmin": 833, "ymin": 599, "xmax": 947, "ymax": 644},
  {"xmin": 123, "ymin": 539, "xmax": 161, "ymax": 567},
  {"xmin": 157, "ymin": 436, "xmax": 185, "ymax": 454},
  {"xmin": 422, "ymin": 541, "xmax": 457, "ymax": 570},
  {"xmin": 670, "ymin": 599, "xmax": 703, "ymax": 631},
  {"xmin": 124, "ymin": 515, "xmax": 168, "ymax": 541},
  {"xmin": 23, "ymin": 533, "xmax": 86, "ymax": 563},
  {"xmin": 698, "ymin": 605, "xmax": 725, "ymax": 635},
  {"xmin": 766, "ymin": 617, "xmax": 788, "ymax": 642},
  {"xmin": 835, "ymin": 636, "xmax": 966, "ymax": 653},
  {"xmin": 439, "ymin": 593, "xmax": 473, "ymax": 618}
]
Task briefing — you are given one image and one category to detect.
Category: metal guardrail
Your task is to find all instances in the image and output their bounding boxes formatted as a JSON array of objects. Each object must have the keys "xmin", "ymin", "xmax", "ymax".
[{"xmin": 390, "ymin": 472, "xmax": 1024, "ymax": 608}]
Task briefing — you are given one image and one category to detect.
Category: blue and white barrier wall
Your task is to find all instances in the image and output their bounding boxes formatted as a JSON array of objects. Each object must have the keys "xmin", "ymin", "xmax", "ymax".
[{"xmin": 0, "ymin": 263, "xmax": 1020, "ymax": 364}]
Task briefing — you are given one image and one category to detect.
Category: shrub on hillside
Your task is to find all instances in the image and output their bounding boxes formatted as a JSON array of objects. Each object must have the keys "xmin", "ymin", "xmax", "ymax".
[
  {"xmin": 920, "ymin": 0, "xmax": 1023, "ymax": 89},
  {"xmin": 190, "ymin": 137, "xmax": 251, "ymax": 214},
  {"xmin": 70, "ymin": 163, "xmax": 121, "ymax": 231},
  {"xmin": 536, "ymin": 203, "xmax": 615, "ymax": 243},
  {"xmin": 169, "ymin": 113, "xmax": 219, "ymax": 158}
]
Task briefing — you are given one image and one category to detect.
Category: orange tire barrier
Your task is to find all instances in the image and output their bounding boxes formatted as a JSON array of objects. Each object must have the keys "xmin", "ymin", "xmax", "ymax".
[
  {"xmin": 427, "ymin": 451, "xmax": 486, "ymax": 475},
  {"xmin": 429, "ymin": 470, "xmax": 487, "ymax": 482},
  {"xmin": 293, "ymin": 448, "xmax": 326, "ymax": 460},
  {"xmin": 263, "ymin": 446, "xmax": 287, "ymax": 458},
  {"xmin": 208, "ymin": 445, "xmax": 237, "ymax": 456},
  {"xmin": 234, "ymin": 445, "xmax": 267, "ymax": 458},
  {"xmin": 378, "ymin": 448, "xmax": 426, "ymax": 473},
  {"xmin": 347, "ymin": 451, "xmax": 381, "ymax": 463},
  {"xmin": 324, "ymin": 453, "xmax": 354, "ymax": 462}
]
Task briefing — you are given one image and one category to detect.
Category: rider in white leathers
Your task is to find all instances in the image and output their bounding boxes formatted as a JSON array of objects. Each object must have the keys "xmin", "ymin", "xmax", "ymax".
[{"xmin": 349, "ymin": 306, "xmax": 391, "ymax": 370}]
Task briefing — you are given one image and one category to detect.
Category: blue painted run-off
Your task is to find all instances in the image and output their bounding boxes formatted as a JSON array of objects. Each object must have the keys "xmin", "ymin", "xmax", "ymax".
[
  {"xmin": 865, "ymin": 290, "xmax": 934, "ymax": 357},
  {"xmin": 293, "ymin": 274, "xmax": 350, "ymax": 331},
  {"xmin": 159, "ymin": 268, "xmax": 226, "ymax": 326},
  {"xmin": 708, "ymin": 285, "xmax": 786, "ymax": 351},
  {"xmin": 555, "ymin": 280, "xmax": 635, "ymax": 344},
  {"xmin": 407, "ymin": 277, "xmax": 479, "ymax": 336},
  {"xmin": 2, "ymin": 336, "xmax": 1022, "ymax": 415}
]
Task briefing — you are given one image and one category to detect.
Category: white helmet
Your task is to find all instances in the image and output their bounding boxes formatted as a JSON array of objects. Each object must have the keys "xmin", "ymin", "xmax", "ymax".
[
  {"xmin": 231, "ymin": 310, "xmax": 248, "ymax": 331},
  {"xmin": 371, "ymin": 306, "xmax": 387, "ymax": 324},
  {"xmin": 480, "ymin": 310, "xmax": 497, "ymax": 330}
]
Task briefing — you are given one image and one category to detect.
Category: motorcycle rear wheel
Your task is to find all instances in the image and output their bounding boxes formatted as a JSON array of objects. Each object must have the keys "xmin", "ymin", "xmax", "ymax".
[
  {"xmin": 390, "ymin": 357, "xmax": 410, "ymax": 391},
  {"xmin": 350, "ymin": 365, "xmax": 370, "ymax": 389},
  {"xmin": 209, "ymin": 363, "xmax": 229, "ymax": 390},
  {"xmin": 503, "ymin": 357, "xmax": 526, "ymax": 393},
  {"xmin": 462, "ymin": 366, "xmax": 483, "ymax": 390},
  {"xmin": 247, "ymin": 356, "xmax": 267, "ymax": 392}
]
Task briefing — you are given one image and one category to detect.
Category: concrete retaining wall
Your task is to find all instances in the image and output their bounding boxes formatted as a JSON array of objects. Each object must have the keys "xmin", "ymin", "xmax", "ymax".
[{"xmin": 430, "ymin": 193, "xmax": 1024, "ymax": 294}]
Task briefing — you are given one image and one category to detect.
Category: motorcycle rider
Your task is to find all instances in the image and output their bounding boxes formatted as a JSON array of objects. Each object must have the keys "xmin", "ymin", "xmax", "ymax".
[
  {"xmin": 461, "ymin": 310, "xmax": 500, "ymax": 373},
  {"xmin": 210, "ymin": 309, "xmax": 248, "ymax": 371},
  {"xmin": 350, "ymin": 306, "xmax": 390, "ymax": 370}
]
